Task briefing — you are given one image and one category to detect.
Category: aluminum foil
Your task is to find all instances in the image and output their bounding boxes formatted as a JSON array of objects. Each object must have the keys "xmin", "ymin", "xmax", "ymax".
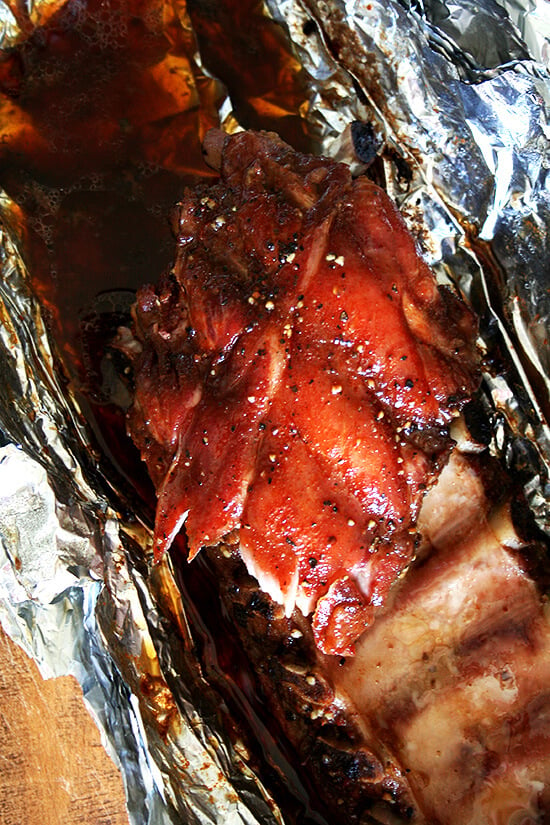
[{"xmin": 0, "ymin": 0, "xmax": 549, "ymax": 823}]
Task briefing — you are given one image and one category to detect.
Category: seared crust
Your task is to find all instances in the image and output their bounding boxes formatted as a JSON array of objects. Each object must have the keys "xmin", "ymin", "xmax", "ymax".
[{"xmin": 208, "ymin": 542, "xmax": 420, "ymax": 824}]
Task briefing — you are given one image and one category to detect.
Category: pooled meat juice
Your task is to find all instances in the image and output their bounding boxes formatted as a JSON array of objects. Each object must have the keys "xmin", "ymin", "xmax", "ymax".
[{"xmin": 119, "ymin": 129, "xmax": 550, "ymax": 824}]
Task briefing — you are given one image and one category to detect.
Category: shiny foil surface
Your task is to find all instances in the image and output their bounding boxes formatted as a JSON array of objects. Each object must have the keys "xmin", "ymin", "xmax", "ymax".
[{"xmin": 0, "ymin": 0, "xmax": 549, "ymax": 823}]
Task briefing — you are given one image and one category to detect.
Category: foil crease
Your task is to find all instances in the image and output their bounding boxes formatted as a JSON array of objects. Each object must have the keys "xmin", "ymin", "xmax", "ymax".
[{"xmin": 0, "ymin": 0, "xmax": 550, "ymax": 823}]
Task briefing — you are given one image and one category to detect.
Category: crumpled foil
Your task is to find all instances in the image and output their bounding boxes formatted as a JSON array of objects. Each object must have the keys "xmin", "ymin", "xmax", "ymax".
[
  {"xmin": 0, "ymin": 213, "xmax": 283, "ymax": 824},
  {"xmin": 0, "ymin": 0, "xmax": 549, "ymax": 823}
]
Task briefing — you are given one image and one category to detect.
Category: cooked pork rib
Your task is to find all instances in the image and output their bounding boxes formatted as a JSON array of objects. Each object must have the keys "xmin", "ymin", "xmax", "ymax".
[
  {"xmin": 125, "ymin": 130, "xmax": 550, "ymax": 823},
  {"xmin": 128, "ymin": 129, "xmax": 479, "ymax": 656},
  {"xmin": 210, "ymin": 448, "xmax": 550, "ymax": 824}
]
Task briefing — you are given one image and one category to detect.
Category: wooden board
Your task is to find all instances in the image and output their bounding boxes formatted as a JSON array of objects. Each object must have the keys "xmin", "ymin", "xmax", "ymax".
[{"xmin": 0, "ymin": 622, "xmax": 130, "ymax": 825}]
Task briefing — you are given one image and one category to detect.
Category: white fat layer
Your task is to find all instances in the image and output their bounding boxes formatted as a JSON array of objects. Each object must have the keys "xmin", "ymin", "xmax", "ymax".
[
  {"xmin": 162, "ymin": 508, "xmax": 189, "ymax": 551},
  {"xmin": 280, "ymin": 564, "xmax": 300, "ymax": 618},
  {"xmin": 294, "ymin": 588, "xmax": 316, "ymax": 617},
  {"xmin": 350, "ymin": 559, "xmax": 374, "ymax": 600},
  {"xmin": 238, "ymin": 538, "xmax": 301, "ymax": 618}
]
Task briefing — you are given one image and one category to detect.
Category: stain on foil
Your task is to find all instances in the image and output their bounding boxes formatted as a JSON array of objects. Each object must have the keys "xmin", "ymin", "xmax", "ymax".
[{"xmin": 0, "ymin": 0, "xmax": 550, "ymax": 823}]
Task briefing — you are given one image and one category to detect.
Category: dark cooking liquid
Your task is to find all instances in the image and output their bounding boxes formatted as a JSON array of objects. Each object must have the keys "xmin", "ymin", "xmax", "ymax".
[
  {"xmin": 0, "ymin": 0, "xmax": 321, "ymax": 821},
  {"xmin": 0, "ymin": 0, "xmax": 310, "ymax": 496},
  {"xmin": 0, "ymin": 0, "xmax": 221, "ymax": 497}
]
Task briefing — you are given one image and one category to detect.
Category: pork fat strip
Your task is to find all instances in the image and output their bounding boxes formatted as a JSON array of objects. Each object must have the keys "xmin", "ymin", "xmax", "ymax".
[{"xmin": 127, "ymin": 129, "xmax": 480, "ymax": 656}]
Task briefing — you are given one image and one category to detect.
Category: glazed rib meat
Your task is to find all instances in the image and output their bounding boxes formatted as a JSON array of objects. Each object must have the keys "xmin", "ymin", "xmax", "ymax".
[
  {"xmin": 128, "ymin": 129, "xmax": 479, "ymax": 657},
  {"xmin": 125, "ymin": 130, "xmax": 550, "ymax": 823}
]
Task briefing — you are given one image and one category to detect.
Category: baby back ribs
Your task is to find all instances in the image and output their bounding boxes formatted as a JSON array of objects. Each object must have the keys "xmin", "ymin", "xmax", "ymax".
[{"xmin": 124, "ymin": 130, "xmax": 550, "ymax": 823}]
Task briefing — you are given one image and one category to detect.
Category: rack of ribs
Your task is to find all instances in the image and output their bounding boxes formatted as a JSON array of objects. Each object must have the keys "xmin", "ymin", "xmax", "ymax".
[{"xmin": 124, "ymin": 129, "xmax": 550, "ymax": 823}]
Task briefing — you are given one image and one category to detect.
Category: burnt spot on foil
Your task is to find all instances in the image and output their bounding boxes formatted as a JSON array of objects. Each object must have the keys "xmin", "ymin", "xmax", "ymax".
[{"xmin": 351, "ymin": 121, "xmax": 383, "ymax": 167}]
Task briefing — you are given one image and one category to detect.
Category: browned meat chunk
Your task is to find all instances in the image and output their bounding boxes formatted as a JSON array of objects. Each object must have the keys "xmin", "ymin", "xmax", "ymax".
[
  {"xmin": 127, "ymin": 129, "xmax": 480, "ymax": 657},
  {"xmin": 123, "ymin": 128, "xmax": 550, "ymax": 825}
]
